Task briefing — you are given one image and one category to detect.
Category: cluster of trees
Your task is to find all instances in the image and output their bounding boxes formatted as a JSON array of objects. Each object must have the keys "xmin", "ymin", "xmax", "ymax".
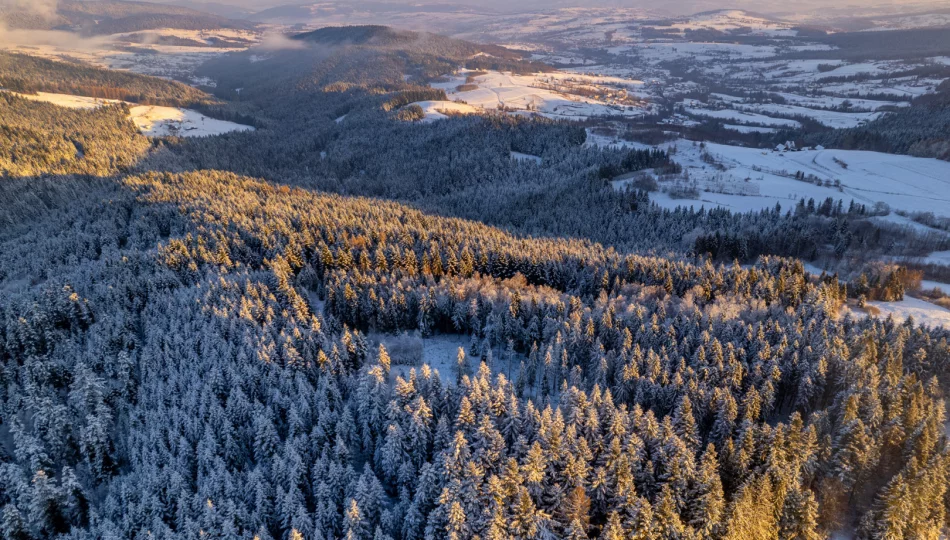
[
  {"xmin": 1, "ymin": 170, "xmax": 948, "ymax": 540},
  {"xmin": 808, "ymin": 79, "xmax": 950, "ymax": 161},
  {"xmin": 847, "ymin": 263, "xmax": 922, "ymax": 303},
  {"xmin": 0, "ymin": 53, "xmax": 214, "ymax": 107},
  {"xmin": 0, "ymin": 92, "xmax": 149, "ymax": 177}
]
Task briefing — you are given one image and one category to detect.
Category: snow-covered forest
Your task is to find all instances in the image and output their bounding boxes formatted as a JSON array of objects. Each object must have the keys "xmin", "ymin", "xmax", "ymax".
[
  {"xmin": 1, "ymin": 18, "xmax": 949, "ymax": 540},
  {"xmin": 2, "ymin": 169, "xmax": 948, "ymax": 540}
]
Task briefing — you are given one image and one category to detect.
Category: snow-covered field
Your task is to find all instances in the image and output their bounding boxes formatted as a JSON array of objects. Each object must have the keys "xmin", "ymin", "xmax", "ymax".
[
  {"xmin": 605, "ymin": 139, "xmax": 950, "ymax": 218},
  {"xmin": 128, "ymin": 106, "xmax": 254, "ymax": 137},
  {"xmin": 921, "ymin": 250, "xmax": 950, "ymax": 265},
  {"xmin": 738, "ymin": 103, "xmax": 883, "ymax": 128},
  {"xmin": 0, "ymin": 28, "xmax": 257, "ymax": 83},
  {"xmin": 414, "ymin": 100, "xmax": 480, "ymax": 121},
  {"xmin": 684, "ymin": 106, "xmax": 801, "ymax": 128},
  {"xmin": 687, "ymin": 93, "xmax": 901, "ymax": 129},
  {"xmin": 770, "ymin": 92, "xmax": 908, "ymax": 112},
  {"xmin": 12, "ymin": 91, "xmax": 253, "ymax": 137},
  {"xmin": 868, "ymin": 297, "xmax": 950, "ymax": 329},
  {"xmin": 431, "ymin": 70, "xmax": 651, "ymax": 120}
]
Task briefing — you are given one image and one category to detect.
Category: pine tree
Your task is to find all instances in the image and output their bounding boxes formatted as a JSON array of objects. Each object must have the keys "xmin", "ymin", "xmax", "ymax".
[
  {"xmin": 778, "ymin": 487, "xmax": 821, "ymax": 540},
  {"xmin": 654, "ymin": 484, "xmax": 687, "ymax": 540},
  {"xmin": 345, "ymin": 498, "xmax": 369, "ymax": 540},
  {"xmin": 674, "ymin": 395, "xmax": 701, "ymax": 453},
  {"xmin": 599, "ymin": 511, "xmax": 625, "ymax": 540},
  {"xmin": 688, "ymin": 444, "xmax": 725, "ymax": 539}
]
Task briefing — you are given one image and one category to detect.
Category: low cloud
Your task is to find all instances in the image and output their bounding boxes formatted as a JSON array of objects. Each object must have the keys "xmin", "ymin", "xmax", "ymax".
[
  {"xmin": 0, "ymin": 23, "xmax": 111, "ymax": 49},
  {"xmin": 254, "ymin": 32, "xmax": 307, "ymax": 52}
]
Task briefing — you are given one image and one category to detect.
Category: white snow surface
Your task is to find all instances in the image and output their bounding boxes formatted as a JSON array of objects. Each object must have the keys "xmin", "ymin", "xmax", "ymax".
[
  {"xmin": 921, "ymin": 251, "xmax": 950, "ymax": 265},
  {"xmin": 128, "ymin": 106, "xmax": 254, "ymax": 137},
  {"xmin": 413, "ymin": 100, "xmax": 480, "ymax": 121},
  {"xmin": 432, "ymin": 70, "xmax": 650, "ymax": 120},
  {"xmin": 684, "ymin": 107, "xmax": 801, "ymax": 128},
  {"xmin": 868, "ymin": 297, "xmax": 950, "ymax": 329},
  {"xmin": 739, "ymin": 103, "xmax": 883, "ymax": 128},
  {"xmin": 643, "ymin": 142, "xmax": 950, "ymax": 217},
  {"xmin": 12, "ymin": 91, "xmax": 253, "ymax": 137}
]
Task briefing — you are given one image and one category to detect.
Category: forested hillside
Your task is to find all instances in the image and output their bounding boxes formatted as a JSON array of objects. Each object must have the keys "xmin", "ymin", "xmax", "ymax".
[
  {"xmin": 0, "ymin": 24, "xmax": 949, "ymax": 540},
  {"xmin": 809, "ymin": 82, "xmax": 950, "ymax": 160},
  {"xmin": 0, "ymin": 53, "xmax": 215, "ymax": 107},
  {"xmin": 0, "ymin": 93, "xmax": 149, "ymax": 177},
  {"xmin": 1, "ymin": 169, "xmax": 948, "ymax": 540}
]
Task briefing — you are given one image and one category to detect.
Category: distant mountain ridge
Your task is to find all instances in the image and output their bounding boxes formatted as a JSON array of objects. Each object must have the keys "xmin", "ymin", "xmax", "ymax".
[{"xmin": 0, "ymin": 0, "xmax": 256, "ymax": 34}]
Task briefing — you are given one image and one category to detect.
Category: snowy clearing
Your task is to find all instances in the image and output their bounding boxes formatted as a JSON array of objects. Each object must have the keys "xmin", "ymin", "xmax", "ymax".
[
  {"xmin": 510, "ymin": 151, "xmax": 542, "ymax": 164},
  {"xmin": 867, "ymin": 297, "xmax": 950, "ymax": 329},
  {"xmin": 650, "ymin": 142, "xmax": 950, "ymax": 217},
  {"xmin": 431, "ymin": 69, "xmax": 651, "ymax": 120},
  {"xmin": 128, "ymin": 106, "xmax": 254, "ymax": 137},
  {"xmin": 414, "ymin": 100, "xmax": 480, "ymax": 121},
  {"xmin": 381, "ymin": 334, "xmax": 524, "ymax": 386},
  {"xmin": 684, "ymin": 107, "xmax": 801, "ymax": 128},
  {"xmin": 10, "ymin": 91, "xmax": 254, "ymax": 138},
  {"xmin": 739, "ymin": 103, "xmax": 883, "ymax": 128}
]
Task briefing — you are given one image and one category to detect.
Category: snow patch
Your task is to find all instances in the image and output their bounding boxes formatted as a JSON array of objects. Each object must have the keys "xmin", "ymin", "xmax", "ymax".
[
  {"xmin": 868, "ymin": 296, "xmax": 950, "ymax": 329},
  {"xmin": 9, "ymin": 91, "xmax": 254, "ymax": 138}
]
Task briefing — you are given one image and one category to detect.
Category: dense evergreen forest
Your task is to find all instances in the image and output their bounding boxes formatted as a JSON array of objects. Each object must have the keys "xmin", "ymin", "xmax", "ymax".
[
  {"xmin": 808, "ymin": 81, "xmax": 950, "ymax": 161},
  {"xmin": 0, "ymin": 53, "xmax": 214, "ymax": 107},
  {"xmin": 0, "ymin": 25, "xmax": 949, "ymax": 540},
  {"xmin": 0, "ymin": 93, "xmax": 149, "ymax": 177}
]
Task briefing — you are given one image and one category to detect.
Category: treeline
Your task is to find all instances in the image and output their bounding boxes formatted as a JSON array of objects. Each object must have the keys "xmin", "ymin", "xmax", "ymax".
[
  {"xmin": 0, "ymin": 52, "xmax": 214, "ymax": 108},
  {"xmin": 81, "ymin": 14, "xmax": 248, "ymax": 35},
  {"xmin": 464, "ymin": 57, "xmax": 554, "ymax": 75}
]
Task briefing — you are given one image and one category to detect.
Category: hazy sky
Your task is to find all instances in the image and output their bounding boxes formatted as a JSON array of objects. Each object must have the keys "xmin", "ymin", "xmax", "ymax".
[
  {"xmin": 173, "ymin": 0, "xmax": 950, "ymax": 19},
  {"xmin": 4, "ymin": 0, "xmax": 950, "ymax": 19}
]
